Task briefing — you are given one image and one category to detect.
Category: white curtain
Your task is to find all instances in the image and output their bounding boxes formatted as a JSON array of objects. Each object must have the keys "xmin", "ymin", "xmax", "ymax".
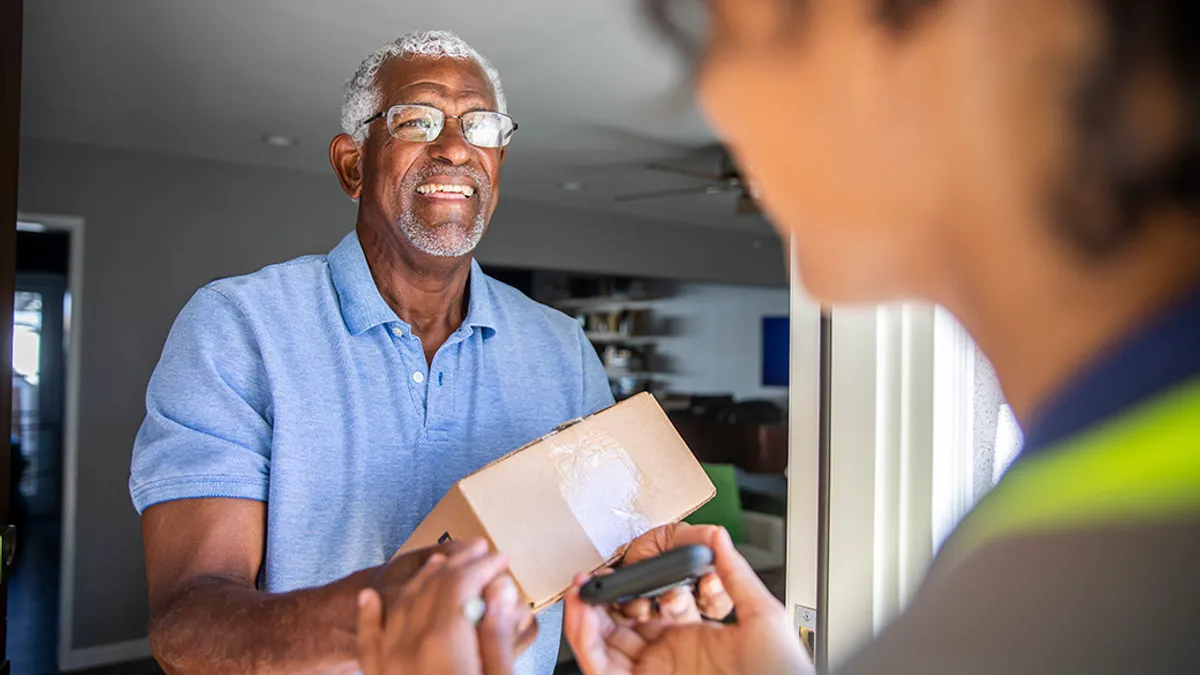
[{"xmin": 971, "ymin": 351, "xmax": 1023, "ymax": 498}]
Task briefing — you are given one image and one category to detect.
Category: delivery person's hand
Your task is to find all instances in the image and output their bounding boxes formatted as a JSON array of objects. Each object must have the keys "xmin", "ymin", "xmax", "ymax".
[
  {"xmin": 617, "ymin": 524, "xmax": 735, "ymax": 623},
  {"xmin": 564, "ymin": 528, "xmax": 813, "ymax": 675},
  {"xmin": 356, "ymin": 539, "xmax": 538, "ymax": 675}
]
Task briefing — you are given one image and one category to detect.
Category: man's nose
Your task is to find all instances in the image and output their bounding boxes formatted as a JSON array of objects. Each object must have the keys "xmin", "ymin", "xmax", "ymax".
[{"xmin": 428, "ymin": 117, "xmax": 472, "ymax": 166}]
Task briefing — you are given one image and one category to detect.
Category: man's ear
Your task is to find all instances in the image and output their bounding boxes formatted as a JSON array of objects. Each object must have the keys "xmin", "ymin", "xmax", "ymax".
[{"xmin": 330, "ymin": 133, "xmax": 364, "ymax": 200}]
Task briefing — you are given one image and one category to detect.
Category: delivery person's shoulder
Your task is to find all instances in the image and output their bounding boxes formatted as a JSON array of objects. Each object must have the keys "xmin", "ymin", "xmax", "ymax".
[{"xmin": 839, "ymin": 518, "xmax": 1200, "ymax": 675}]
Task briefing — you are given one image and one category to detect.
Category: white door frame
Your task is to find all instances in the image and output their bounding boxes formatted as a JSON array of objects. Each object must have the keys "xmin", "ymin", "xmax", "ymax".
[
  {"xmin": 784, "ymin": 247, "xmax": 823, "ymax": 649},
  {"xmin": 17, "ymin": 213, "xmax": 153, "ymax": 670},
  {"xmin": 788, "ymin": 298, "xmax": 942, "ymax": 671}
]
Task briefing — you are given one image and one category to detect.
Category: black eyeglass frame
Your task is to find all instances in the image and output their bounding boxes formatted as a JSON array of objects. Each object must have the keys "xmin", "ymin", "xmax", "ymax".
[{"xmin": 358, "ymin": 104, "xmax": 519, "ymax": 149}]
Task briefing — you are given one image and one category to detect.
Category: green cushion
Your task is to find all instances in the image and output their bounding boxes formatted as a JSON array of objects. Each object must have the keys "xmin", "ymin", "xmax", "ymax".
[{"xmin": 684, "ymin": 463, "xmax": 746, "ymax": 543}]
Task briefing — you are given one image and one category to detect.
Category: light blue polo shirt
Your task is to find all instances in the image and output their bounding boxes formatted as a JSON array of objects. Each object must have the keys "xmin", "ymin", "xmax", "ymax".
[{"xmin": 130, "ymin": 230, "xmax": 614, "ymax": 674}]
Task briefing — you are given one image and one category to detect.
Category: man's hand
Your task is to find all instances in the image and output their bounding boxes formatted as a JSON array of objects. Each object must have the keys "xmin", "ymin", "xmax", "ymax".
[
  {"xmin": 617, "ymin": 524, "xmax": 735, "ymax": 623},
  {"xmin": 374, "ymin": 539, "xmax": 475, "ymax": 599},
  {"xmin": 564, "ymin": 527, "xmax": 814, "ymax": 675},
  {"xmin": 356, "ymin": 539, "xmax": 538, "ymax": 675},
  {"xmin": 142, "ymin": 499, "xmax": 507, "ymax": 674}
]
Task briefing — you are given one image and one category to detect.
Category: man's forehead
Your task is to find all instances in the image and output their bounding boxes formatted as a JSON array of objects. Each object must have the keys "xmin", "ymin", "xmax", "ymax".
[{"xmin": 378, "ymin": 55, "xmax": 497, "ymax": 109}]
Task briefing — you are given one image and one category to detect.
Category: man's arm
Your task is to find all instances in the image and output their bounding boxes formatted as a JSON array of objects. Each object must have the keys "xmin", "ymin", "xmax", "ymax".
[
  {"xmin": 144, "ymin": 498, "xmax": 445, "ymax": 675},
  {"xmin": 144, "ymin": 498, "xmax": 365, "ymax": 674}
]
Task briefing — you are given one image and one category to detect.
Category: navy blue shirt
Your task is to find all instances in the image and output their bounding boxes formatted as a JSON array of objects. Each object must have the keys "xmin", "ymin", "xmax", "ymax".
[
  {"xmin": 130, "ymin": 231, "xmax": 614, "ymax": 674},
  {"xmin": 1022, "ymin": 285, "xmax": 1200, "ymax": 458},
  {"xmin": 842, "ymin": 284, "xmax": 1200, "ymax": 675}
]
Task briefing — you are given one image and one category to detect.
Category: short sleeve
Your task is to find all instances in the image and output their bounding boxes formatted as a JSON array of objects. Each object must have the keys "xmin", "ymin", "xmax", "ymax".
[
  {"xmin": 579, "ymin": 326, "xmax": 616, "ymax": 415},
  {"xmin": 129, "ymin": 286, "xmax": 272, "ymax": 514}
]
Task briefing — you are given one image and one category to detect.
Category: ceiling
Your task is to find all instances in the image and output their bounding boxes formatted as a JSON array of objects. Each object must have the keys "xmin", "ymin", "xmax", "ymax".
[{"xmin": 20, "ymin": 0, "xmax": 772, "ymax": 234}]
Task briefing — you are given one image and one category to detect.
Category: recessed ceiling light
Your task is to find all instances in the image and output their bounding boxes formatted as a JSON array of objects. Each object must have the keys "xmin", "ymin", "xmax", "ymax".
[
  {"xmin": 262, "ymin": 134, "xmax": 298, "ymax": 148},
  {"xmin": 560, "ymin": 181, "xmax": 585, "ymax": 191}
]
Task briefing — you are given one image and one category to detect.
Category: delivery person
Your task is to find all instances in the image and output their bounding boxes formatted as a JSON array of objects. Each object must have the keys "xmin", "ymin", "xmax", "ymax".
[
  {"xmin": 349, "ymin": 0, "xmax": 1199, "ymax": 671},
  {"xmin": 557, "ymin": 0, "xmax": 1200, "ymax": 674}
]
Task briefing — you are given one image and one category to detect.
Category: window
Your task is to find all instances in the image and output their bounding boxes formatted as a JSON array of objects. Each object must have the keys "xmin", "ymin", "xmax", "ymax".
[{"xmin": 932, "ymin": 309, "xmax": 1023, "ymax": 551}]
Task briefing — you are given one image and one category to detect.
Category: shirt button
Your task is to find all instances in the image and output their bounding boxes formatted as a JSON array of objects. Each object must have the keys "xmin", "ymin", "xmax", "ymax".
[
  {"xmin": 412, "ymin": 371, "xmax": 425, "ymax": 384},
  {"xmin": 391, "ymin": 326, "xmax": 403, "ymax": 338}
]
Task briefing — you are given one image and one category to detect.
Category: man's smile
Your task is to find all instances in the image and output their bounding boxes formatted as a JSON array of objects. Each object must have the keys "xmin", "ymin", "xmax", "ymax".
[{"xmin": 415, "ymin": 177, "xmax": 477, "ymax": 200}]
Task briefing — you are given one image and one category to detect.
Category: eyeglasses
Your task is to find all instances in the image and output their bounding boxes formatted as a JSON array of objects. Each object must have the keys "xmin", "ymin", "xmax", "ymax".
[{"xmin": 359, "ymin": 104, "xmax": 518, "ymax": 149}]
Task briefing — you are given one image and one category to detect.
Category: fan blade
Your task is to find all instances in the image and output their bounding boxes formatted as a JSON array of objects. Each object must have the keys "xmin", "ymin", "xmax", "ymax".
[
  {"xmin": 644, "ymin": 162, "xmax": 727, "ymax": 182},
  {"xmin": 614, "ymin": 184, "xmax": 732, "ymax": 202}
]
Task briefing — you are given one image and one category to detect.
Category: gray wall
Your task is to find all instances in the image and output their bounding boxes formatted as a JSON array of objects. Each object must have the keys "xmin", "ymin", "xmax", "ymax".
[
  {"xmin": 651, "ymin": 282, "xmax": 790, "ymax": 401},
  {"xmin": 16, "ymin": 137, "xmax": 786, "ymax": 651}
]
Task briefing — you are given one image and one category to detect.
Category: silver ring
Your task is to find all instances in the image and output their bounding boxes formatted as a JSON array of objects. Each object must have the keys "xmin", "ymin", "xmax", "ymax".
[{"xmin": 463, "ymin": 596, "xmax": 487, "ymax": 625}]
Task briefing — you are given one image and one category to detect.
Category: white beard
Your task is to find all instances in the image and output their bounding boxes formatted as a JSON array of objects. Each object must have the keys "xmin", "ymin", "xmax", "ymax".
[{"xmin": 396, "ymin": 209, "xmax": 486, "ymax": 257}]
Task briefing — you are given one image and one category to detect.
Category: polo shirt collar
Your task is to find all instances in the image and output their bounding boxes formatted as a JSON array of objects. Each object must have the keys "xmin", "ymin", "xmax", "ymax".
[
  {"xmin": 1022, "ymin": 283, "xmax": 1200, "ymax": 458},
  {"xmin": 463, "ymin": 259, "xmax": 498, "ymax": 336},
  {"xmin": 328, "ymin": 231, "xmax": 498, "ymax": 338}
]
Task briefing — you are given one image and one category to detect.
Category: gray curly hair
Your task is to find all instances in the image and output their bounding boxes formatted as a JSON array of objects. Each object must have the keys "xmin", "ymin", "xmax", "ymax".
[{"xmin": 341, "ymin": 30, "xmax": 507, "ymax": 145}]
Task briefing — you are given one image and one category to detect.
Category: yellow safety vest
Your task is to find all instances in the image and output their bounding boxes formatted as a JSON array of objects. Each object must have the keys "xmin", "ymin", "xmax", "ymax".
[{"xmin": 943, "ymin": 377, "xmax": 1200, "ymax": 568}]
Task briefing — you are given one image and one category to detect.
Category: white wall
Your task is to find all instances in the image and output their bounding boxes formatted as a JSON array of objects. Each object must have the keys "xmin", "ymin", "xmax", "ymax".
[
  {"xmin": 651, "ymin": 283, "xmax": 790, "ymax": 401},
  {"xmin": 16, "ymin": 136, "xmax": 788, "ymax": 658}
]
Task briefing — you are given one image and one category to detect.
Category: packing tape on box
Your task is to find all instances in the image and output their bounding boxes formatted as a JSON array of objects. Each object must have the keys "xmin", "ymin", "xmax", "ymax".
[{"xmin": 546, "ymin": 427, "xmax": 653, "ymax": 560}]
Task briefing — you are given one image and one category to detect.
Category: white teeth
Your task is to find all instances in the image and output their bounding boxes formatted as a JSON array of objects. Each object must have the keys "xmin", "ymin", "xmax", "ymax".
[{"xmin": 416, "ymin": 183, "xmax": 475, "ymax": 197}]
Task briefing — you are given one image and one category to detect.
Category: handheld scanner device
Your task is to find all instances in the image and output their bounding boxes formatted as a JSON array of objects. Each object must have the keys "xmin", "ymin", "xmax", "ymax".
[{"xmin": 579, "ymin": 545, "xmax": 714, "ymax": 606}]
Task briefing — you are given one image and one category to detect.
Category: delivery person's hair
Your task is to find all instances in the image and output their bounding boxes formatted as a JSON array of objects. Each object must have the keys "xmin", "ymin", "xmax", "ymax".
[{"xmin": 644, "ymin": 0, "xmax": 1200, "ymax": 258}]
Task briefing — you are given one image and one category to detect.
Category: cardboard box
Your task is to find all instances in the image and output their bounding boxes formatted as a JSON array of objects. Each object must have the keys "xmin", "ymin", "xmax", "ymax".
[{"xmin": 397, "ymin": 392, "xmax": 716, "ymax": 611}]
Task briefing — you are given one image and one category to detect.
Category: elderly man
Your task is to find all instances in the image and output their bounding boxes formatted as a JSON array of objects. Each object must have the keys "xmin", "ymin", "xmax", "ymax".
[{"xmin": 130, "ymin": 30, "xmax": 612, "ymax": 674}]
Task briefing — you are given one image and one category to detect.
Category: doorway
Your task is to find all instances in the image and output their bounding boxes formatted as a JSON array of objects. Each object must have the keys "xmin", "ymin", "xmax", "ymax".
[{"xmin": 9, "ymin": 218, "xmax": 78, "ymax": 675}]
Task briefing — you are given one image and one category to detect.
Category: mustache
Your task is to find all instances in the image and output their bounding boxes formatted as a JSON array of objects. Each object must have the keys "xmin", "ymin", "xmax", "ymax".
[{"xmin": 403, "ymin": 163, "xmax": 491, "ymax": 191}]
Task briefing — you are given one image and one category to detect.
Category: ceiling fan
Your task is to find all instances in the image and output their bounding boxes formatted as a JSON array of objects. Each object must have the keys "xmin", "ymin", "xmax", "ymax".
[{"xmin": 614, "ymin": 148, "xmax": 759, "ymax": 215}]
